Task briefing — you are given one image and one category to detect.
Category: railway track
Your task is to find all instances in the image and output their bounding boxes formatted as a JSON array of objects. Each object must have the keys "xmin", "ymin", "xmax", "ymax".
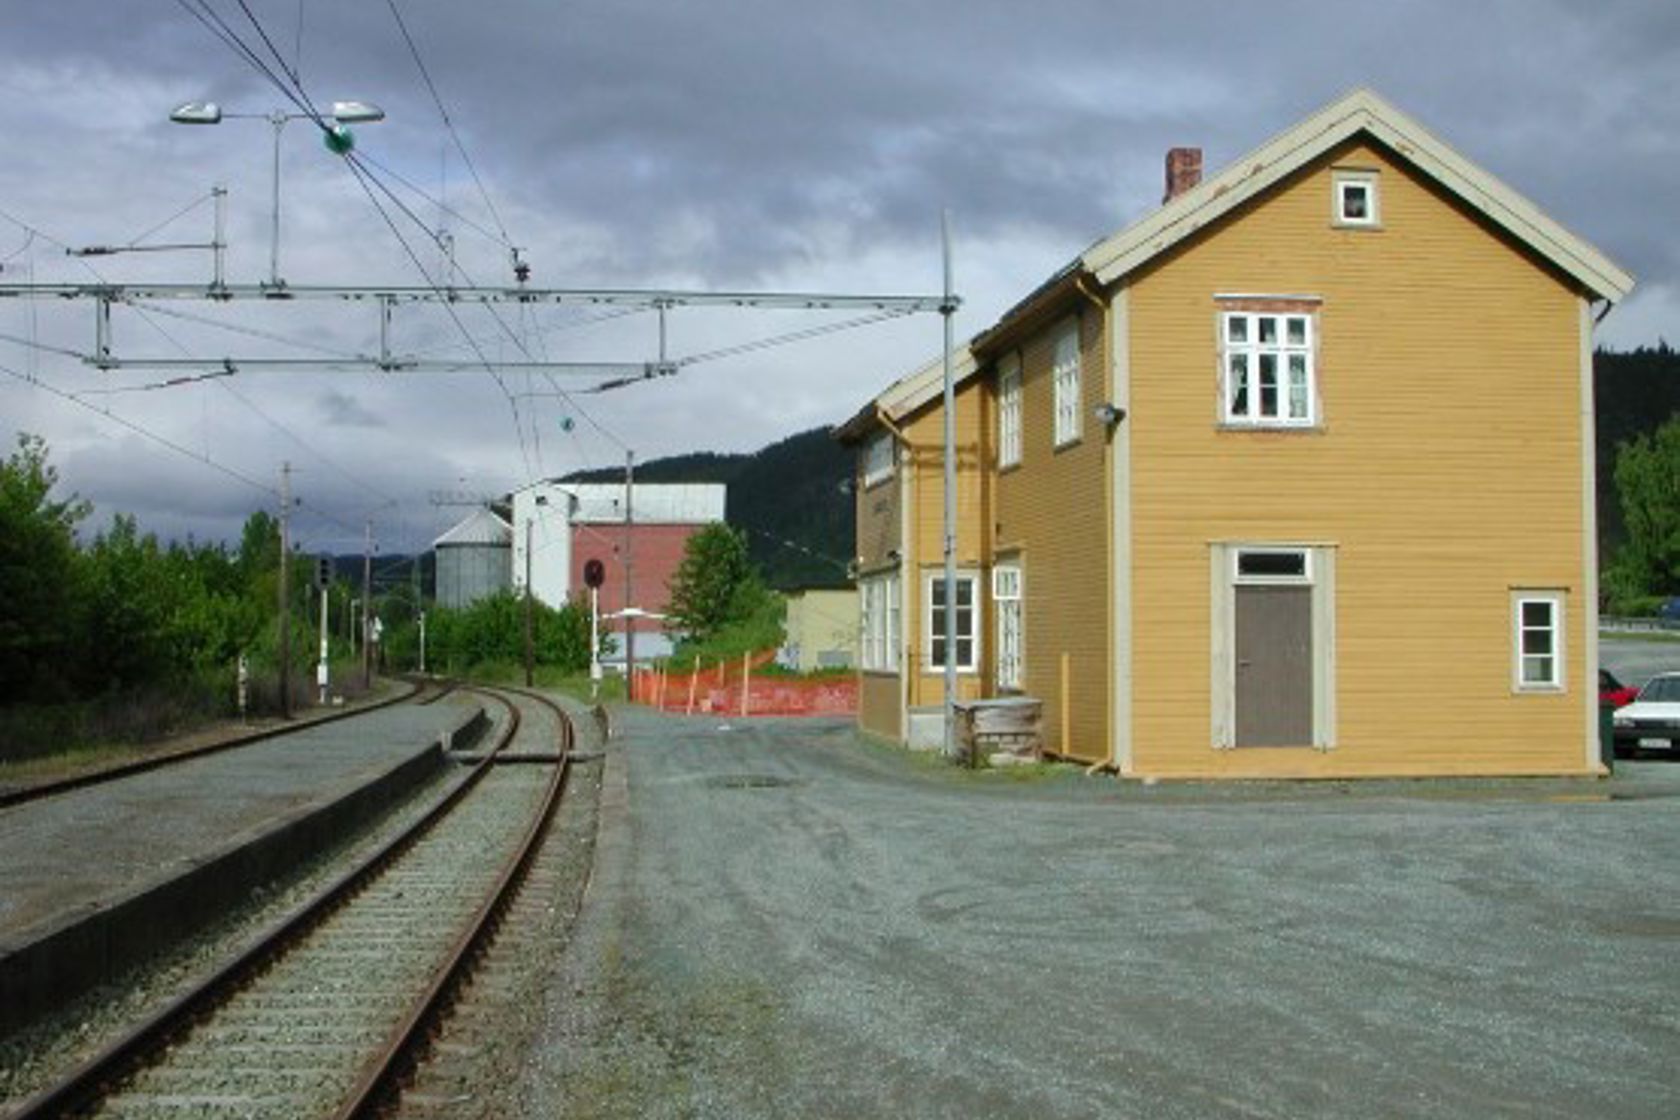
[
  {"xmin": 8, "ymin": 685, "xmax": 577, "ymax": 1120},
  {"xmin": 0, "ymin": 678, "xmax": 432, "ymax": 810}
]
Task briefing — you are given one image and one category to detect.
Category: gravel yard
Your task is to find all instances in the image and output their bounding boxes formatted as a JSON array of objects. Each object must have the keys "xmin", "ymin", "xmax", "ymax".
[{"xmin": 522, "ymin": 709, "xmax": 1680, "ymax": 1119}]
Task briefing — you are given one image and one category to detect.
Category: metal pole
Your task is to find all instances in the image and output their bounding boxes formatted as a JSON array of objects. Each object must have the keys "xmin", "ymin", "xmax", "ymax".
[
  {"xmin": 268, "ymin": 113, "xmax": 285, "ymax": 288},
  {"xmin": 524, "ymin": 516, "xmax": 535, "ymax": 687},
  {"xmin": 278, "ymin": 461, "xmax": 292, "ymax": 719},
  {"xmin": 212, "ymin": 185, "xmax": 227, "ymax": 292},
  {"xmin": 941, "ymin": 211, "xmax": 957, "ymax": 758},
  {"xmin": 624, "ymin": 450, "xmax": 636, "ymax": 702},
  {"xmin": 317, "ymin": 579, "xmax": 329, "ymax": 704},
  {"xmin": 418, "ymin": 610, "xmax": 426, "ymax": 674},
  {"xmin": 590, "ymin": 584, "xmax": 601, "ymax": 701},
  {"xmin": 361, "ymin": 519, "xmax": 372, "ymax": 689}
]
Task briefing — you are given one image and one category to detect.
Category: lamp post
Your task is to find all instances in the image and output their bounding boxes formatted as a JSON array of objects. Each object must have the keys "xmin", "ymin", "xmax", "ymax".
[{"xmin": 169, "ymin": 99, "xmax": 385, "ymax": 288}]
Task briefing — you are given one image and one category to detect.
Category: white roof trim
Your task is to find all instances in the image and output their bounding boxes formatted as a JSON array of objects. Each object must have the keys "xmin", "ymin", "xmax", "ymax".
[
  {"xmin": 1082, "ymin": 88, "xmax": 1633, "ymax": 302},
  {"xmin": 874, "ymin": 345, "xmax": 979, "ymax": 426}
]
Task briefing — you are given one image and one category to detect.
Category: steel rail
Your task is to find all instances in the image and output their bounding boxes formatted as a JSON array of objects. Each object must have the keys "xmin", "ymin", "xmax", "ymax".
[
  {"xmin": 5, "ymin": 688, "xmax": 528, "ymax": 1120},
  {"xmin": 0, "ymin": 677, "xmax": 427, "ymax": 810},
  {"xmin": 335, "ymin": 686, "xmax": 575, "ymax": 1118}
]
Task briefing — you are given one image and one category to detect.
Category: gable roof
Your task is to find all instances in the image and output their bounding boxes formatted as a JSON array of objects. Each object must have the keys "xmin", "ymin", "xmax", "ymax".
[
  {"xmin": 1082, "ymin": 87, "xmax": 1633, "ymax": 301},
  {"xmin": 838, "ymin": 88, "xmax": 1633, "ymax": 438}
]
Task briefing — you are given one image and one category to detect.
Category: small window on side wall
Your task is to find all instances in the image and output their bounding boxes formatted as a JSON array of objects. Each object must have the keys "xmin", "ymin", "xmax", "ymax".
[
  {"xmin": 1513, "ymin": 591, "xmax": 1565, "ymax": 692},
  {"xmin": 1333, "ymin": 170, "xmax": 1380, "ymax": 228},
  {"xmin": 861, "ymin": 431, "xmax": 894, "ymax": 488}
]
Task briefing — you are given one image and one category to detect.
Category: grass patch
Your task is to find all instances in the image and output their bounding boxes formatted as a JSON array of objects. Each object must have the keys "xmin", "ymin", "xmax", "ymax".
[{"xmin": 1601, "ymin": 628, "xmax": 1680, "ymax": 644}]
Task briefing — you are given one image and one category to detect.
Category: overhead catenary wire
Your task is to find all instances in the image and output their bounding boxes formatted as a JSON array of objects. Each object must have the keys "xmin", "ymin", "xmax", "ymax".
[
  {"xmin": 0, "ymin": 357, "xmax": 278, "ymax": 498},
  {"xmin": 117, "ymin": 190, "xmax": 219, "ymax": 250},
  {"xmin": 123, "ymin": 299, "xmax": 365, "ymax": 361},
  {"xmin": 337, "ymin": 153, "xmax": 538, "ymax": 481},
  {"xmin": 2, "ymin": 204, "xmax": 404, "ymax": 538},
  {"xmin": 383, "ymin": 0, "xmax": 515, "ymax": 248}
]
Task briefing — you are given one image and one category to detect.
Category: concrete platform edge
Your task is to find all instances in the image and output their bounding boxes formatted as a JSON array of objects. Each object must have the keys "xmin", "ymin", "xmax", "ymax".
[{"xmin": 0, "ymin": 702, "xmax": 483, "ymax": 1039}]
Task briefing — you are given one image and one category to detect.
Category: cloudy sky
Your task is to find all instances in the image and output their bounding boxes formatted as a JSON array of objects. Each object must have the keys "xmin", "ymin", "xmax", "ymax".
[{"xmin": 2, "ymin": 0, "xmax": 1675, "ymax": 553}]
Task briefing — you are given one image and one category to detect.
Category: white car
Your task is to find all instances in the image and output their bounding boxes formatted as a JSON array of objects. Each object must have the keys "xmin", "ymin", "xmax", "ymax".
[{"xmin": 1612, "ymin": 672, "xmax": 1680, "ymax": 755}]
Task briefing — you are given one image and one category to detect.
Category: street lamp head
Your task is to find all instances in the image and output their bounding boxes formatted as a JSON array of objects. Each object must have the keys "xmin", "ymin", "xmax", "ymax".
[
  {"xmin": 169, "ymin": 101, "xmax": 223, "ymax": 125},
  {"xmin": 330, "ymin": 100, "xmax": 385, "ymax": 124}
]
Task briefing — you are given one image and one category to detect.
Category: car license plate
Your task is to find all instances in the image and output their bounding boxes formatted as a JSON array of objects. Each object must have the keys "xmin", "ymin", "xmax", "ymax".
[{"xmin": 1638, "ymin": 737, "xmax": 1671, "ymax": 749}]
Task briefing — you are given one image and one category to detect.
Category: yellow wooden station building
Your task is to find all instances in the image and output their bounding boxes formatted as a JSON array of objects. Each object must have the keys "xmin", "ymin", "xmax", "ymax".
[{"xmin": 836, "ymin": 89, "xmax": 1633, "ymax": 780}]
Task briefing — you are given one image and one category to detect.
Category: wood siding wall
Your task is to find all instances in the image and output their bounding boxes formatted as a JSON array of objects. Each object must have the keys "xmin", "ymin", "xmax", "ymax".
[
  {"xmin": 1127, "ymin": 139, "xmax": 1590, "ymax": 777},
  {"xmin": 858, "ymin": 671, "xmax": 902, "ymax": 740},
  {"xmin": 992, "ymin": 310, "xmax": 1112, "ymax": 760},
  {"xmin": 854, "ymin": 437, "xmax": 904, "ymax": 736},
  {"xmin": 904, "ymin": 383, "xmax": 990, "ymax": 708}
]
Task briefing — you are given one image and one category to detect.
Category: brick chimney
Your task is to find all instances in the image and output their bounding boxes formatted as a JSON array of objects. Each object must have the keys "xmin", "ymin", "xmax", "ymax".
[{"xmin": 1163, "ymin": 147, "xmax": 1203, "ymax": 203}]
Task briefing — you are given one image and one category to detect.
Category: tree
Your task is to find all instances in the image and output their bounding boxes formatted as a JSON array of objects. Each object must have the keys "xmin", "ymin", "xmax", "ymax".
[
  {"xmin": 0, "ymin": 435, "xmax": 88, "ymax": 701},
  {"xmin": 664, "ymin": 521, "xmax": 784, "ymax": 651},
  {"xmin": 1606, "ymin": 413, "xmax": 1680, "ymax": 611}
]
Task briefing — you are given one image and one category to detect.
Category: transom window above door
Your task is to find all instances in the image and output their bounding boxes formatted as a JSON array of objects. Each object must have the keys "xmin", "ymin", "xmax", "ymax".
[{"xmin": 1221, "ymin": 309, "xmax": 1317, "ymax": 428}]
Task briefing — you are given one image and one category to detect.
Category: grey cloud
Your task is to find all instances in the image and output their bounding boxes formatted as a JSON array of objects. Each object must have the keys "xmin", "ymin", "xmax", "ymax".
[{"xmin": 3, "ymin": 0, "xmax": 1675, "ymax": 546}]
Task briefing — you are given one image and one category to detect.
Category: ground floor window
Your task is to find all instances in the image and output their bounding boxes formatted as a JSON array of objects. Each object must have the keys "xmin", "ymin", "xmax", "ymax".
[
  {"xmin": 993, "ymin": 562, "xmax": 1023, "ymax": 689},
  {"xmin": 925, "ymin": 571, "xmax": 979, "ymax": 673},
  {"xmin": 1513, "ymin": 590, "xmax": 1565, "ymax": 691},
  {"xmin": 860, "ymin": 572, "xmax": 900, "ymax": 672}
]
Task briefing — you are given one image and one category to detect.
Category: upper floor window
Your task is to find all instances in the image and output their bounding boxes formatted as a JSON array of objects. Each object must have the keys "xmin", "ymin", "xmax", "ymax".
[
  {"xmin": 1333, "ymin": 170, "xmax": 1380, "ymax": 228},
  {"xmin": 997, "ymin": 353, "xmax": 1022, "ymax": 468},
  {"xmin": 862, "ymin": 431, "xmax": 895, "ymax": 488},
  {"xmin": 1052, "ymin": 322, "xmax": 1082, "ymax": 447},
  {"xmin": 1222, "ymin": 311, "xmax": 1316, "ymax": 427}
]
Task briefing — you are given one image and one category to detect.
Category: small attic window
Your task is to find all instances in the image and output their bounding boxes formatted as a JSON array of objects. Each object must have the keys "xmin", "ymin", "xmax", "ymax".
[{"xmin": 1333, "ymin": 170, "xmax": 1380, "ymax": 228}]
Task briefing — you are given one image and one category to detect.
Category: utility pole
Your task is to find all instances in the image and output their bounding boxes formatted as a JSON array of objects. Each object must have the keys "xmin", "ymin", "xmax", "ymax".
[
  {"xmin": 361, "ymin": 519, "xmax": 373, "ymax": 689},
  {"xmin": 941, "ymin": 211, "xmax": 958, "ymax": 759},
  {"xmin": 277, "ymin": 461, "xmax": 292, "ymax": 719},
  {"xmin": 524, "ymin": 515, "xmax": 535, "ymax": 687},
  {"xmin": 623, "ymin": 450, "xmax": 635, "ymax": 702},
  {"xmin": 413, "ymin": 554, "xmax": 424, "ymax": 675}
]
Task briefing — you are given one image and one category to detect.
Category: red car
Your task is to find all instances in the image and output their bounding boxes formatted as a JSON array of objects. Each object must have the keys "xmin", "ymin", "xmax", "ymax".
[{"xmin": 1600, "ymin": 668, "xmax": 1639, "ymax": 708}]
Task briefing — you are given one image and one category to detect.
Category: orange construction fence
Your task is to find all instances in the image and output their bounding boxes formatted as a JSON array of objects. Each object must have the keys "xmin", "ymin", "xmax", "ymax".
[{"xmin": 633, "ymin": 650, "xmax": 856, "ymax": 717}]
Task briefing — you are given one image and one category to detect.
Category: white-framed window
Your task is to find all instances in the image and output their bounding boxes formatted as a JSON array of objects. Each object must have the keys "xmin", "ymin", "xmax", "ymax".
[
  {"xmin": 1513, "ymin": 591, "xmax": 1565, "ymax": 692},
  {"xmin": 997, "ymin": 353, "xmax": 1022, "ymax": 469},
  {"xmin": 925, "ymin": 571, "xmax": 979, "ymax": 672},
  {"xmin": 1333, "ymin": 170, "xmax": 1380, "ymax": 228},
  {"xmin": 1222, "ymin": 311, "xmax": 1316, "ymax": 427},
  {"xmin": 861, "ymin": 431, "xmax": 895, "ymax": 488},
  {"xmin": 1052, "ymin": 321, "xmax": 1082, "ymax": 447},
  {"xmin": 859, "ymin": 572, "xmax": 900, "ymax": 672},
  {"xmin": 993, "ymin": 562, "xmax": 1023, "ymax": 690}
]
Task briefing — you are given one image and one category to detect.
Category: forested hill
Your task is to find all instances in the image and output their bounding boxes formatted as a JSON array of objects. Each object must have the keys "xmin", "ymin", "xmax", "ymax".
[
  {"xmin": 1596, "ymin": 344, "xmax": 1680, "ymax": 551},
  {"xmin": 565, "ymin": 427, "xmax": 853, "ymax": 590}
]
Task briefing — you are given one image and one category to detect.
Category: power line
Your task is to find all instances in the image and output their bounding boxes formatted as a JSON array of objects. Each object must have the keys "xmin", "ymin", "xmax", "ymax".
[
  {"xmin": 125, "ymin": 299, "xmax": 364, "ymax": 360},
  {"xmin": 0, "ymin": 357, "xmax": 278, "ymax": 497},
  {"xmin": 2, "ymin": 205, "xmax": 404, "ymax": 534},
  {"xmin": 383, "ymin": 0, "xmax": 514, "ymax": 247},
  {"xmin": 338, "ymin": 154, "xmax": 537, "ymax": 480}
]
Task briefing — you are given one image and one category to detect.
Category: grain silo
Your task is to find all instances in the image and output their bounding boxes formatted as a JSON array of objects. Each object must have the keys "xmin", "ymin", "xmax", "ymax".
[{"xmin": 433, "ymin": 508, "xmax": 512, "ymax": 608}]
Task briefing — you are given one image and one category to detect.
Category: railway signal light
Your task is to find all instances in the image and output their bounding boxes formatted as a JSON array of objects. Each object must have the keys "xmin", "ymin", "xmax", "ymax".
[{"xmin": 314, "ymin": 553, "xmax": 334, "ymax": 590}]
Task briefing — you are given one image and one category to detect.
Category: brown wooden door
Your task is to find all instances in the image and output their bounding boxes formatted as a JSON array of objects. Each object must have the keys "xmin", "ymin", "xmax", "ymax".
[{"xmin": 1234, "ymin": 585, "xmax": 1313, "ymax": 746}]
